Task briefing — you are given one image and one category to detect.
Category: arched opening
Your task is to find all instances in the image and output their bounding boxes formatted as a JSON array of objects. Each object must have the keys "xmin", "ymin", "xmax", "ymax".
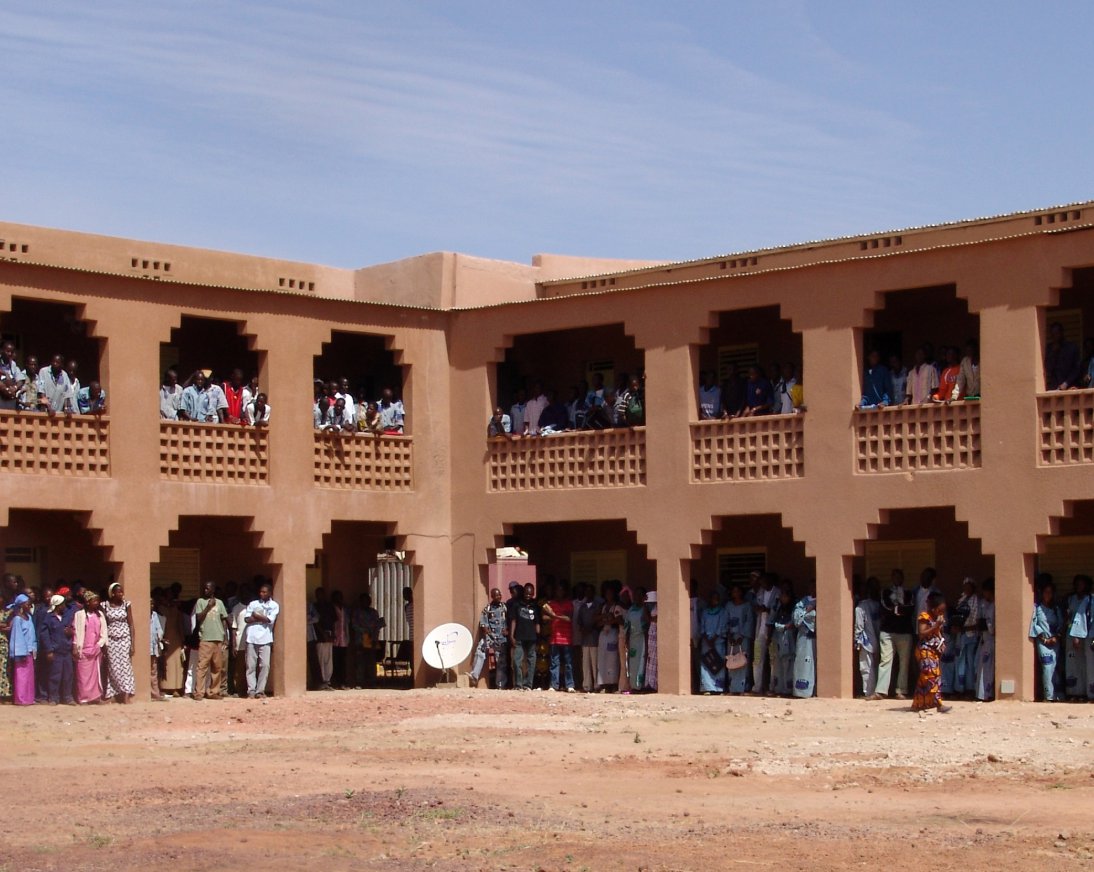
[
  {"xmin": 1041, "ymin": 267, "xmax": 1094, "ymax": 392},
  {"xmin": 1035, "ymin": 500, "xmax": 1094, "ymax": 701},
  {"xmin": 159, "ymin": 316, "xmax": 262, "ymax": 422},
  {"xmin": 498, "ymin": 520, "xmax": 655, "ymax": 693},
  {"xmin": 853, "ymin": 507, "xmax": 994, "ymax": 701},
  {"xmin": 312, "ymin": 330, "xmax": 405, "ymax": 433},
  {"xmin": 152, "ymin": 515, "xmax": 274, "ymax": 699},
  {"xmin": 0, "ymin": 509, "xmax": 116, "ymax": 704},
  {"xmin": 308, "ymin": 520, "xmax": 412, "ymax": 690},
  {"xmin": 689, "ymin": 514, "xmax": 816, "ymax": 697},
  {"xmin": 496, "ymin": 323, "xmax": 645, "ymax": 434},
  {"xmin": 696, "ymin": 305, "xmax": 803, "ymax": 418},
  {"xmin": 862, "ymin": 284, "xmax": 980, "ymax": 406}
]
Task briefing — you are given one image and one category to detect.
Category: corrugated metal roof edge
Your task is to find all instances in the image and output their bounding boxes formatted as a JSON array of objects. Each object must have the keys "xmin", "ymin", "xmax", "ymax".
[
  {"xmin": 537, "ymin": 198, "xmax": 1094, "ymax": 286},
  {"xmin": 450, "ymin": 221, "xmax": 1094, "ymax": 312},
  {"xmin": 0, "ymin": 258, "xmax": 447, "ymax": 314}
]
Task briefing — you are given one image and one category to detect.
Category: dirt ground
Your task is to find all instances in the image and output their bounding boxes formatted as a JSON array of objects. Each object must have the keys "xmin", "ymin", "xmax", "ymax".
[{"xmin": 1, "ymin": 689, "xmax": 1092, "ymax": 872}]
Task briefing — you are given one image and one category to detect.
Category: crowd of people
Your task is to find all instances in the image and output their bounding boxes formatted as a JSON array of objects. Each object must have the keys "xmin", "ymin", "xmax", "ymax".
[
  {"xmin": 858, "ymin": 341, "xmax": 981, "ymax": 409},
  {"xmin": 0, "ymin": 342, "xmax": 106, "ymax": 415},
  {"xmin": 698, "ymin": 362, "xmax": 804, "ymax": 419},
  {"xmin": 312, "ymin": 378, "xmax": 405, "ymax": 435},
  {"xmin": 466, "ymin": 579, "xmax": 658, "ymax": 693},
  {"xmin": 160, "ymin": 367, "xmax": 268, "ymax": 426},
  {"xmin": 0, "ymin": 572, "xmax": 280, "ymax": 705},
  {"xmin": 853, "ymin": 569, "xmax": 995, "ymax": 713},
  {"xmin": 1030, "ymin": 573, "xmax": 1094, "ymax": 702},
  {"xmin": 490, "ymin": 373, "xmax": 645, "ymax": 438},
  {"xmin": 305, "ymin": 586, "xmax": 395, "ymax": 690}
]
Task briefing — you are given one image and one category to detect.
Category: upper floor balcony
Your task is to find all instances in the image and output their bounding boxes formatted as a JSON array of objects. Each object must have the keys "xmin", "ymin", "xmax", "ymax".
[
  {"xmin": 853, "ymin": 401, "xmax": 981, "ymax": 474},
  {"xmin": 691, "ymin": 414, "xmax": 804, "ymax": 483},
  {"xmin": 159, "ymin": 420, "xmax": 269, "ymax": 484},
  {"xmin": 1038, "ymin": 389, "xmax": 1094, "ymax": 465},
  {"xmin": 0, "ymin": 410, "xmax": 110, "ymax": 477},
  {"xmin": 487, "ymin": 427, "xmax": 646, "ymax": 492},
  {"xmin": 314, "ymin": 431, "xmax": 413, "ymax": 490}
]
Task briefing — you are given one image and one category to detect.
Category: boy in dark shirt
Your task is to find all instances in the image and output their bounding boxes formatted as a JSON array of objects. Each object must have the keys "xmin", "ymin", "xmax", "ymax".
[{"xmin": 509, "ymin": 583, "xmax": 541, "ymax": 690}]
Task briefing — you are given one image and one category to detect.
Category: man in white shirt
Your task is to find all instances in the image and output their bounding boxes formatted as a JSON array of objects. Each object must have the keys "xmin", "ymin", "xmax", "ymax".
[
  {"xmin": 0, "ymin": 341, "xmax": 25, "ymax": 411},
  {"xmin": 244, "ymin": 393, "xmax": 271, "ymax": 426},
  {"xmin": 202, "ymin": 377, "xmax": 229, "ymax": 423},
  {"xmin": 377, "ymin": 388, "xmax": 405, "ymax": 434},
  {"xmin": 36, "ymin": 354, "xmax": 76, "ymax": 415},
  {"xmin": 159, "ymin": 369, "xmax": 184, "ymax": 420},
  {"xmin": 523, "ymin": 383, "xmax": 549, "ymax": 435},
  {"xmin": 509, "ymin": 388, "xmax": 527, "ymax": 436},
  {"xmin": 775, "ymin": 363, "xmax": 797, "ymax": 415},
  {"xmin": 335, "ymin": 377, "xmax": 357, "ymax": 426},
  {"xmin": 751, "ymin": 572, "xmax": 780, "ymax": 693},
  {"xmin": 243, "ymin": 583, "xmax": 280, "ymax": 698}
]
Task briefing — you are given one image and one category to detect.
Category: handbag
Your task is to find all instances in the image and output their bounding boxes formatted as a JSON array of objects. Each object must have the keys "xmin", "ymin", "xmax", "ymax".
[
  {"xmin": 725, "ymin": 643, "xmax": 748, "ymax": 671},
  {"xmin": 701, "ymin": 645, "xmax": 723, "ymax": 673}
]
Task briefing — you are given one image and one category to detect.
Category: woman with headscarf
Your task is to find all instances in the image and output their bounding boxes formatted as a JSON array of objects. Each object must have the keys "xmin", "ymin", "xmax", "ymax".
[
  {"xmin": 725, "ymin": 585, "xmax": 754, "ymax": 695},
  {"xmin": 622, "ymin": 587, "xmax": 649, "ymax": 693},
  {"xmin": 644, "ymin": 591, "xmax": 658, "ymax": 692},
  {"xmin": 73, "ymin": 591, "xmax": 107, "ymax": 704},
  {"xmin": 0, "ymin": 574, "xmax": 19, "ymax": 702},
  {"xmin": 103, "ymin": 582, "xmax": 136, "ymax": 703},
  {"xmin": 792, "ymin": 590, "xmax": 817, "ymax": 699},
  {"xmin": 698, "ymin": 590, "xmax": 729, "ymax": 694},
  {"xmin": 913, "ymin": 591, "xmax": 952, "ymax": 713},
  {"xmin": 8, "ymin": 594, "xmax": 37, "ymax": 705},
  {"xmin": 595, "ymin": 585, "xmax": 621, "ymax": 691}
]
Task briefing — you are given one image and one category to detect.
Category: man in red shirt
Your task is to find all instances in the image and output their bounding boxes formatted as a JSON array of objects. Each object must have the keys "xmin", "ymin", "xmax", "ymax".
[
  {"xmin": 222, "ymin": 368, "xmax": 251, "ymax": 425},
  {"xmin": 933, "ymin": 346, "xmax": 961, "ymax": 403},
  {"xmin": 543, "ymin": 583, "xmax": 576, "ymax": 692}
]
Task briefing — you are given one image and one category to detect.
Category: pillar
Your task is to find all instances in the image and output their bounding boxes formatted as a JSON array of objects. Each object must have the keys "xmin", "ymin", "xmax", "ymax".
[
  {"xmin": 992, "ymin": 548, "xmax": 1036, "ymax": 700},
  {"xmin": 814, "ymin": 548, "xmax": 854, "ymax": 698},
  {"xmin": 653, "ymin": 552, "xmax": 691, "ymax": 694}
]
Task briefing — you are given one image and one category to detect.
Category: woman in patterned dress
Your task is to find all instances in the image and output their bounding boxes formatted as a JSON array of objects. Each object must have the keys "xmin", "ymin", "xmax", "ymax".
[
  {"xmin": 0, "ymin": 573, "xmax": 21, "ymax": 701},
  {"xmin": 103, "ymin": 582, "xmax": 136, "ymax": 703},
  {"xmin": 913, "ymin": 591, "xmax": 952, "ymax": 714}
]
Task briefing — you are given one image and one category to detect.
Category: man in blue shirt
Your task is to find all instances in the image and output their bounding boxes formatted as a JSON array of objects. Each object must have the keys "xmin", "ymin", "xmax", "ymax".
[
  {"xmin": 860, "ymin": 350, "xmax": 893, "ymax": 409},
  {"xmin": 741, "ymin": 366, "xmax": 774, "ymax": 417}
]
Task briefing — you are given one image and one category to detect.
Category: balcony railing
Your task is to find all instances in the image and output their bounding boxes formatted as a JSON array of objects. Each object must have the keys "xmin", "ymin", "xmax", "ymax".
[
  {"xmin": 853, "ymin": 402, "xmax": 980, "ymax": 474},
  {"xmin": 0, "ymin": 410, "xmax": 109, "ymax": 477},
  {"xmin": 1038, "ymin": 390, "xmax": 1094, "ymax": 465},
  {"xmin": 160, "ymin": 421, "xmax": 269, "ymax": 484},
  {"xmin": 487, "ymin": 427, "xmax": 646, "ymax": 492},
  {"xmin": 691, "ymin": 414, "xmax": 804, "ymax": 483},
  {"xmin": 313, "ymin": 432, "xmax": 413, "ymax": 491}
]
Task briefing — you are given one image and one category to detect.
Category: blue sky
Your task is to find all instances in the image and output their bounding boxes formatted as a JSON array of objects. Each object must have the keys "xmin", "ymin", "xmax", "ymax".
[{"xmin": 2, "ymin": 1, "xmax": 1092, "ymax": 268}]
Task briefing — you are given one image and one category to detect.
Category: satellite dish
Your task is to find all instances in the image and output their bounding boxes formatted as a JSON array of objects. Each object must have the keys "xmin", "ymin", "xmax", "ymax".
[{"xmin": 422, "ymin": 622, "xmax": 474, "ymax": 673}]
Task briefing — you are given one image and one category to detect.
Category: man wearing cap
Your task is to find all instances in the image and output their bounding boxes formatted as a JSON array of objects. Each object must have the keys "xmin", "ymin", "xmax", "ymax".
[{"xmin": 40, "ymin": 594, "xmax": 76, "ymax": 705}]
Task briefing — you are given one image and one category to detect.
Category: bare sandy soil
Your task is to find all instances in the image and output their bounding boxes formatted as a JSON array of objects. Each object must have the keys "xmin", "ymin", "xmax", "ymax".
[{"xmin": 1, "ymin": 689, "xmax": 1092, "ymax": 871}]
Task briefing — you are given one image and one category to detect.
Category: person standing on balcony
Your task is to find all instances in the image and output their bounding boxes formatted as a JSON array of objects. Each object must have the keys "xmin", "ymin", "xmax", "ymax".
[
  {"xmin": 201, "ymin": 375, "xmax": 229, "ymax": 423},
  {"xmin": 35, "ymin": 353, "xmax": 76, "ymax": 416},
  {"xmin": 539, "ymin": 390, "xmax": 570, "ymax": 434},
  {"xmin": 698, "ymin": 370, "xmax": 722, "ymax": 420},
  {"xmin": 888, "ymin": 355, "xmax": 908, "ymax": 407},
  {"xmin": 377, "ymin": 387, "xmax": 405, "ymax": 435},
  {"xmin": 0, "ymin": 341, "xmax": 25, "ymax": 411},
  {"xmin": 222, "ymin": 368, "xmax": 251, "ymax": 425},
  {"xmin": 76, "ymin": 381, "xmax": 107, "ymax": 415},
  {"xmin": 775, "ymin": 363, "xmax": 797, "ymax": 415},
  {"xmin": 741, "ymin": 366, "xmax": 774, "ymax": 416},
  {"xmin": 190, "ymin": 581, "xmax": 229, "ymax": 701},
  {"xmin": 358, "ymin": 401, "xmax": 383, "ymax": 436},
  {"xmin": 1029, "ymin": 580, "xmax": 1063, "ymax": 701},
  {"xmin": 954, "ymin": 341, "xmax": 981, "ymax": 400},
  {"xmin": 720, "ymin": 364, "xmax": 746, "ymax": 419},
  {"xmin": 1045, "ymin": 322, "xmax": 1081, "ymax": 390},
  {"xmin": 567, "ymin": 383, "xmax": 589, "ymax": 429},
  {"xmin": 933, "ymin": 346, "xmax": 961, "ymax": 403},
  {"xmin": 508, "ymin": 387, "xmax": 528, "ymax": 436},
  {"xmin": 159, "ymin": 369, "xmax": 183, "ymax": 419},
  {"xmin": 178, "ymin": 372, "xmax": 205, "ymax": 421},
  {"xmin": 877, "ymin": 569, "xmax": 914, "ymax": 700},
  {"xmin": 335, "ymin": 377, "xmax": 357, "ymax": 427},
  {"xmin": 16, "ymin": 354, "xmax": 39, "ymax": 410},
  {"xmin": 243, "ymin": 393, "xmax": 271, "ymax": 427},
  {"xmin": 905, "ymin": 347, "xmax": 939, "ymax": 404},
  {"xmin": 524, "ymin": 382, "xmax": 549, "ymax": 436},
  {"xmin": 858, "ymin": 350, "xmax": 892, "ymax": 409}
]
